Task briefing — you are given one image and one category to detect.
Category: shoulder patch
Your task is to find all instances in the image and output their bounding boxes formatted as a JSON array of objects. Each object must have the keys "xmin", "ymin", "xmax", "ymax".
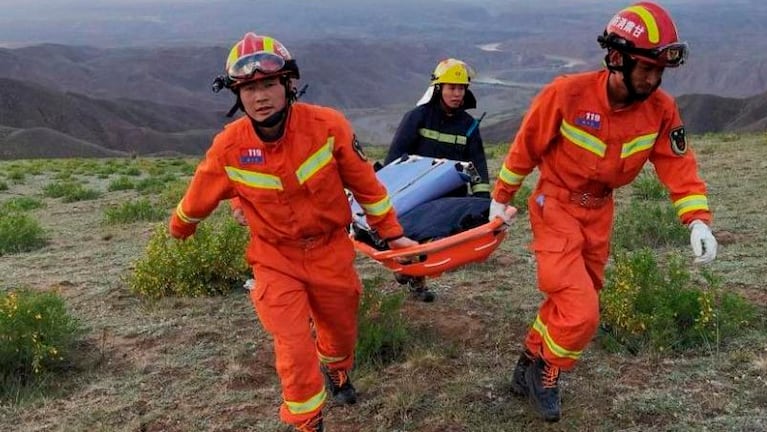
[
  {"xmin": 670, "ymin": 126, "xmax": 687, "ymax": 155},
  {"xmin": 352, "ymin": 135, "xmax": 367, "ymax": 161}
]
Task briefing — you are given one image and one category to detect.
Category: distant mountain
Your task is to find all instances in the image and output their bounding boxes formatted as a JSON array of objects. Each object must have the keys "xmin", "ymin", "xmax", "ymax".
[
  {"xmin": 678, "ymin": 91, "xmax": 767, "ymax": 134},
  {"xmin": 0, "ymin": 126, "xmax": 127, "ymax": 159},
  {"xmin": 0, "ymin": 77, "xmax": 222, "ymax": 158}
]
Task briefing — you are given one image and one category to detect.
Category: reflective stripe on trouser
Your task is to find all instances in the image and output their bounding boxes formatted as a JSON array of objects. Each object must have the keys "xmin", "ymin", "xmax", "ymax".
[
  {"xmin": 249, "ymin": 230, "xmax": 361, "ymax": 426},
  {"xmin": 523, "ymin": 189, "xmax": 613, "ymax": 370}
]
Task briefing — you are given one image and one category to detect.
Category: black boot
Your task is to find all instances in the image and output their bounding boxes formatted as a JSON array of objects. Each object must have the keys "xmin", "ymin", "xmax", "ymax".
[
  {"xmin": 408, "ymin": 276, "xmax": 435, "ymax": 302},
  {"xmin": 525, "ymin": 358, "xmax": 562, "ymax": 422},
  {"xmin": 321, "ymin": 366, "xmax": 357, "ymax": 405},
  {"xmin": 510, "ymin": 349, "xmax": 535, "ymax": 396},
  {"xmin": 395, "ymin": 274, "xmax": 435, "ymax": 302}
]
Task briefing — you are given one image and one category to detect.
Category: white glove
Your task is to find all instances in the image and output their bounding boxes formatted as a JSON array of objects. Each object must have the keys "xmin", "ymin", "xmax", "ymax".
[
  {"xmin": 489, "ymin": 199, "xmax": 514, "ymax": 225},
  {"xmin": 689, "ymin": 220, "xmax": 717, "ymax": 264}
]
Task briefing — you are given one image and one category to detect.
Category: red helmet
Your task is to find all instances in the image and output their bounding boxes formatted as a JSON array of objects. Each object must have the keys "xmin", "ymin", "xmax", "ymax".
[
  {"xmin": 598, "ymin": 2, "xmax": 688, "ymax": 67},
  {"xmin": 224, "ymin": 32, "xmax": 299, "ymax": 88}
]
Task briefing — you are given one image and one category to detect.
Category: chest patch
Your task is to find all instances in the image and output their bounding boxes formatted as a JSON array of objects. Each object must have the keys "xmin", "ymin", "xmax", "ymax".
[
  {"xmin": 670, "ymin": 126, "xmax": 687, "ymax": 155},
  {"xmin": 240, "ymin": 148, "xmax": 265, "ymax": 165},
  {"xmin": 574, "ymin": 111, "xmax": 602, "ymax": 130}
]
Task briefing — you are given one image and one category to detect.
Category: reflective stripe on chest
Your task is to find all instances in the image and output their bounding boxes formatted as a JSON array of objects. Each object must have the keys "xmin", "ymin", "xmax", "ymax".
[
  {"xmin": 560, "ymin": 119, "xmax": 658, "ymax": 159},
  {"xmin": 225, "ymin": 136, "xmax": 335, "ymax": 190}
]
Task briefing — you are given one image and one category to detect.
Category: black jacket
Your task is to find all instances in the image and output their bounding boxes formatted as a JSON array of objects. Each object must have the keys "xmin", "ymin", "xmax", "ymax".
[{"xmin": 384, "ymin": 100, "xmax": 490, "ymax": 196}]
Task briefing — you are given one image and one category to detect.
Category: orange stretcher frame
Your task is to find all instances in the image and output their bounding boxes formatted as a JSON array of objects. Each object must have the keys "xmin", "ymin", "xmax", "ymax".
[{"xmin": 351, "ymin": 217, "xmax": 508, "ymax": 277}]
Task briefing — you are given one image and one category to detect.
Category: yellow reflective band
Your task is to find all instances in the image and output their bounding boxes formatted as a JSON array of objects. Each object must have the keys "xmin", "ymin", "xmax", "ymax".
[
  {"xmin": 472, "ymin": 183, "xmax": 491, "ymax": 193},
  {"xmin": 285, "ymin": 389, "xmax": 326, "ymax": 415},
  {"xmin": 532, "ymin": 315, "xmax": 582, "ymax": 360},
  {"xmin": 318, "ymin": 352, "xmax": 347, "ymax": 365},
  {"xmin": 673, "ymin": 194, "xmax": 709, "ymax": 217},
  {"xmin": 499, "ymin": 165, "xmax": 525, "ymax": 186},
  {"xmin": 361, "ymin": 196, "xmax": 393, "ymax": 216},
  {"xmin": 226, "ymin": 166, "xmax": 283, "ymax": 190},
  {"xmin": 263, "ymin": 36, "xmax": 274, "ymax": 53},
  {"xmin": 418, "ymin": 128, "xmax": 467, "ymax": 145},
  {"xmin": 560, "ymin": 120, "xmax": 607, "ymax": 157},
  {"xmin": 621, "ymin": 132, "xmax": 658, "ymax": 158},
  {"xmin": 625, "ymin": 5, "xmax": 660, "ymax": 44},
  {"xmin": 296, "ymin": 137, "xmax": 335, "ymax": 185},
  {"xmin": 175, "ymin": 201, "xmax": 202, "ymax": 223}
]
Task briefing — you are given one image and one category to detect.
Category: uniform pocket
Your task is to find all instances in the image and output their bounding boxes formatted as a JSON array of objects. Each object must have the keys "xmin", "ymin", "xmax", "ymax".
[{"xmin": 530, "ymin": 235, "xmax": 567, "ymax": 253}]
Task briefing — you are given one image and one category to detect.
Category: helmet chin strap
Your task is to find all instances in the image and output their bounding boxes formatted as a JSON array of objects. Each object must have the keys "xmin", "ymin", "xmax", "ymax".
[
  {"xmin": 238, "ymin": 79, "xmax": 297, "ymax": 141},
  {"xmin": 251, "ymin": 107, "xmax": 286, "ymax": 128}
]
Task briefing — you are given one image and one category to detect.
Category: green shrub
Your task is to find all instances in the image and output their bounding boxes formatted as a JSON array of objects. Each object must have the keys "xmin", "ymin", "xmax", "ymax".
[
  {"xmin": 512, "ymin": 184, "xmax": 532, "ymax": 213},
  {"xmin": 104, "ymin": 199, "xmax": 167, "ymax": 224},
  {"xmin": 42, "ymin": 182, "xmax": 101, "ymax": 202},
  {"xmin": 122, "ymin": 166, "xmax": 142, "ymax": 176},
  {"xmin": 157, "ymin": 180, "xmax": 190, "ymax": 210},
  {"xmin": 107, "ymin": 176, "xmax": 136, "ymax": 192},
  {"xmin": 53, "ymin": 171, "xmax": 74, "ymax": 181},
  {"xmin": 136, "ymin": 174, "xmax": 179, "ymax": 195},
  {"xmin": 0, "ymin": 213, "xmax": 47, "ymax": 255},
  {"xmin": 0, "ymin": 289, "xmax": 82, "ymax": 390},
  {"xmin": 7, "ymin": 170, "xmax": 25, "ymax": 184},
  {"xmin": 128, "ymin": 217, "xmax": 249, "ymax": 298},
  {"xmin": 1, "ymin": 196, "xmax": 45, "ymax": 213},
  {"xmin": 0, "ymin": 180, "xmax": 7, "ymax": 191},
  {"xmin": 61, "ymin": 186, "xmax": 101, "ymax": 203},
  {"xmin": 612, "ymin": 200, "xmax": 688, "ymax": 251},
  {"xmin": 631, "ymin": 171, "xmax": 667, "ymax": 200},
  {"xmin": 356, "ymin": 280, "xmax": 411, "ymax": 369},
  {"xmin": 600, "ymin": 249, "xmax": 757, "ymax": 354}
]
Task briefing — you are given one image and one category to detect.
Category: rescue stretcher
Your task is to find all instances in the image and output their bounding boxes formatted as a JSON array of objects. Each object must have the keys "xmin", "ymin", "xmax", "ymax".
[{"xmin": 349, "ymin": 155, "xmax": 509, "ymax": 277}]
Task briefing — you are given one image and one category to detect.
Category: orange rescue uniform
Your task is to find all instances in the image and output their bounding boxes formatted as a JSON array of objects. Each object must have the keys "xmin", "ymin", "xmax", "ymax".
[
  {"xmin": 170, "ymin": 102, "xmax": 403, "ymax": 425},
  {"xmin": 493, "ymin": 70, "xmax": 712, "ymax": 370}
]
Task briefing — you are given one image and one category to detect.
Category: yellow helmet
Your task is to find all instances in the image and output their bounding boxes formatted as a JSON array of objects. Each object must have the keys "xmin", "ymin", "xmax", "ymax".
[{"xmin": 430, "ymin": 58, "xmax": 474, "ymax": 86}]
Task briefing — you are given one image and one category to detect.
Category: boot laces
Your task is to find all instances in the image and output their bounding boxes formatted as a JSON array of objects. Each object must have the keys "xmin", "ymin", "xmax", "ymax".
[
  {"xmin": 328, "ymin": 368, "xmax": 348, "ymax": 389},
  {"xmin": 542, "ymin": 363, "xmax": 560, "ymax": 389},
  {"xmin": 296, "ymin": 413, "xmax": 322, "ymax": 432}
]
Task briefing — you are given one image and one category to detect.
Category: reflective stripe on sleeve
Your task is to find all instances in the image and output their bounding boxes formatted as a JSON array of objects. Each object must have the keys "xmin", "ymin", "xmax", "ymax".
[{"xmin": 673, "ymin": 194, "xmax": 709, "ymax": 217}]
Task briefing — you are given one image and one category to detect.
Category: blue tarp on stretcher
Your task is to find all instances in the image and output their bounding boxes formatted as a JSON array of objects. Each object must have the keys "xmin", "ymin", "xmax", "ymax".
[
  {"xmin": 349, "ymin": 155, "xmax": 508, "ymax": 277},
  {"xmin": 350, "ymin": 154, "xmax": 490, "ymax": 245},
  {"xmin": 350, "ymin": 155, "xmax": 474, "ymax": 231}
]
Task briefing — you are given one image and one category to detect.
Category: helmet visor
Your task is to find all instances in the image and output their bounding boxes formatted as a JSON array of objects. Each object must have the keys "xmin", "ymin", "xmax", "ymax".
[{"xmin": 227, "ymin": 52, "xmax": 286, "ymax": 81}]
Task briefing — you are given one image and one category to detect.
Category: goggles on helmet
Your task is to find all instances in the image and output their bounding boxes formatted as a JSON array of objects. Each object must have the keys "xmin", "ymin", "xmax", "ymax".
[
  {"xmin": 227, "ymin": 52, "xmax": 287, "ymax": 81},
  {"xmin": 641, "ymin": 42, "xmax": 688, "ymax": 67},
  {"xmin": 600, "ymin": 33, "xmax": 689, "ymax": 68}
]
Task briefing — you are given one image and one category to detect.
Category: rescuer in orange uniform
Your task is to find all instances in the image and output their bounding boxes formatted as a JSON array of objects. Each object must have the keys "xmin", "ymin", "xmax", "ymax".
[
  {"xmin": 169, "ymin": 32, "xmax": 417, "ymax": 432},
  {"xmin": 488, "ymin": 2, "xmax": 718, "ymax": 422}
]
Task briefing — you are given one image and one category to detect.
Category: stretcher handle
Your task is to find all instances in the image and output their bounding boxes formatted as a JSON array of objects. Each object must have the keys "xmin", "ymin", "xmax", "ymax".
[{"xmin": 356, "ymin": 217, "xmax": 507, "ymax": 260}]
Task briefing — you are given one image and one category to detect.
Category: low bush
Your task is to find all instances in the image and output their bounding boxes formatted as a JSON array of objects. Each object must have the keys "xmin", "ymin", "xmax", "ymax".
[
  {"xmin": 631, "ymin": 171, "xmax": 668, "ymax": 201},
  {"xmin": 612, "ymin": 200, "xmax": 688, "ymax": 251},
  {"xmin": 107, "ymin": 176, "xmax": 135, "ymax": 192},
  {"xmin": 128, "ymin": 216, "xmax": 249, "ymax": 298},
  {"xmin": 0, "ymin": 213, "xmax": 46, "ymax": 255},
  {"xmin": 103, "ymin": 198, "xmax": 166, "ymax": 224},
  {"xmin": 0, "ymin": 289, "xmax": 82, "ymax": 393},
  {"xmin": 0, "ymin": 196, "xmax": 45, "ymax": 213},
  {"xmin": 512, "ymin": 184, "xmax": 532, "ymax": 213},
  {"xmin": 356, "ymin": 280, "xmax": 411, "ymax": 369},
  {"xmin": 42, "ymin": 182, "xmax": 101, "ymax": 202},
  {"xmin": 600, "ymin": 249, "xmax": 758, "ymax": 354}
]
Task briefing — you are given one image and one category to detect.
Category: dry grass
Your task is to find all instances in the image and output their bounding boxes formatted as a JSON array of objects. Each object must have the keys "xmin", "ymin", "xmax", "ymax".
[{"xmin": 1, "ymin": 135, "xmax": 766, "ymax": 431}]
